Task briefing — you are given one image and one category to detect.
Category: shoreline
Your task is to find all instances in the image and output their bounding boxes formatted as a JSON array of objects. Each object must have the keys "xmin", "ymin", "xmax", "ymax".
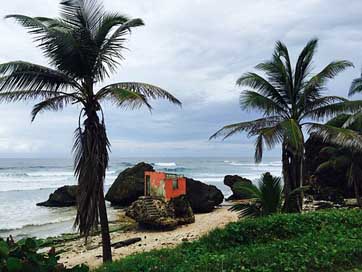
[{"xmin": 55, "ymin": 205, "xmax": 238, "ymax": 269}]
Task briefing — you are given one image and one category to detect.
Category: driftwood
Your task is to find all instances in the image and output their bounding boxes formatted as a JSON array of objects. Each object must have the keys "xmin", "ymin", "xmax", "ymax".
[{"xmin": 111, "ymin": 237, "xmax": 142, "ymax": 249}]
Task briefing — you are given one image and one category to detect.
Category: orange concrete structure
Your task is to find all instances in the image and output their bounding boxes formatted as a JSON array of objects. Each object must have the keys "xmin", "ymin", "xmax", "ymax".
[{"xmin": 144, "ymin": 171, "xmax": 186, "ymax": 200}]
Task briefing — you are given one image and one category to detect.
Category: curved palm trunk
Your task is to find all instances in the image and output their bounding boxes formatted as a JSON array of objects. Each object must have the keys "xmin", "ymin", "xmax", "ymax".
[
  {"xmin": 74, "ymin": 104, "xmax": 112, "ymax": 263},
  {"xmin": 282, "ymin": 141, "xmax": 303, "ymax": 213}
]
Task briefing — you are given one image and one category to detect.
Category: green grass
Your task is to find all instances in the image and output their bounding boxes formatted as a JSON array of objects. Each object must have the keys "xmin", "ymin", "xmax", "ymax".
[{"xmin": 96, "ymin": 209, "xmax": 362, "ymax": 272}]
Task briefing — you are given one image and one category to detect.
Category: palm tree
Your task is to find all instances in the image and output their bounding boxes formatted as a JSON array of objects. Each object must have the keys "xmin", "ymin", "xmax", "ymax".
[
  {"xmin": 0, "ymin": 0, "xmax": 181, "ymax": 263},
  {"xmin": 230, "ymin": 172, "xmax": 283, "ymax": 217},
  {"xmin": 211, "ymin": 39, "xmax": 359, "ymax": 212}
]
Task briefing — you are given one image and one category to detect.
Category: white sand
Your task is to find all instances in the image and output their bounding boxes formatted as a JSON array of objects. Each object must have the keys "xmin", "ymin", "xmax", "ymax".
[{"xmin": 59, "ymin": 206, "xmax": 238, "ymax": 269}]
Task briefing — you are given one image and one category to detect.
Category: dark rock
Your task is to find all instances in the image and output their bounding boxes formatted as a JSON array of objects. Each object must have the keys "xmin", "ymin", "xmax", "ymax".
[
  {"xmin": 223, "ymin": 175, "xmax": 252, "ymax": 200},
  {"xmin": 168, "ymin": 195, "xmax": 195, "ymax": 225},
  {"xmin": 125, "ymin": 196, "xmax": 178, "ymax": 230},
  {"xmin": 186, "ymin": 178, "xmax": 224, "ymax": 213},
  {"xmin": 36, "ymin": 185, "xmax": 78, "ymax": 207},
  {"xmin": 105, "ymin": 162, "xmax": 154, "ymax": 206},
  {"xmin": 106, "ymin": 162, "xmax": 223, "ymax": 213},
  {"xmin": 125, "ymin": 195, "xmax": 195, "ymax": 230}
]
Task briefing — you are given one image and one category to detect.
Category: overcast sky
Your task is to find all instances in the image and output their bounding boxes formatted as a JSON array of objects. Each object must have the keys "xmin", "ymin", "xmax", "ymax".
[{"xmin": 0, "ymin": 0, "xmax": 361, "ymax": 158}]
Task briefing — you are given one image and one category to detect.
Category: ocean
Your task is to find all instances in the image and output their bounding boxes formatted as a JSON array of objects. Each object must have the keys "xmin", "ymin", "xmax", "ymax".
[{"xmin": 0, "ymin": 157, "xmax": 281, "ymax": 240}]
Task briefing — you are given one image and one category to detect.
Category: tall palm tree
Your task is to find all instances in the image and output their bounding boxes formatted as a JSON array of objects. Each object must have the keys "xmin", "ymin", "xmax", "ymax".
[
  {"xmin": 0, "ymin": 0, "xmax": 181, "ymax": 262},
  {"xmin": 210, "ymin": 39, "xmax": 359, "ymax": 212}
]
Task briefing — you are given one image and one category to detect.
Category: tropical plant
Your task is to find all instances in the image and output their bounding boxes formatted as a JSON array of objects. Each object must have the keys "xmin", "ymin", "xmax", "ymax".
[
  {"xmin": 0, "ymin": 236, "xmax": 89, "ymax": 271},
  {"xmin": 0, "ymin": 0, "xmax": 181, "ymax": 263},
  {"xmin": 230, "ymin": 172, "xmax": 283, "ymax": 217},
  {"xmin": 313, "ymin": 114, "xmax": 362, "ymax": 207},
  {"xmin": 210, "ymin": 39, "xmax": 359, "ymax": 212}
]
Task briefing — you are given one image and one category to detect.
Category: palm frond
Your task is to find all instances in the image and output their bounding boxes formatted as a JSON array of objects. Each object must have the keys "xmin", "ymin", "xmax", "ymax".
[
  {"xmin": 349, "ymin": 71, "xmax": 362, "ymax": 97},
  {"xmin": 280, "ymin": 119, "xmax": 304, "ymax": 154},
  {"xmin": 305, "ymin": 100, "xmax": 362, "ymax": 120},
  {"xmin": 233, "ymin": 182, "xmax": 261, "ymax": 199},
  {"xmin": 253, "ymin": 124, "xmax": 285, "ymax": 163},
  {"xmin": 31, "ymin": 95, "xmax": 76, "ymax": 121},
  {"xmin": 258, "ymin": 173, "xmax": 282, "ymax": 215},
  {"xmin": 98, "ymin": 87, "xmax": 152, "ymax": 110},
  {"xmin": 300, "ymin": 96, "xmax": 348, "ymax": 117},
  {"xmin": 95, "ymin": 13, "xmax": 130, "ymax": 46},
  {"xmin": 342, "ymin": 111, "xmax": 362, "ymax": 131},
  {"xmin": 236, "ymin": 72, "xmax": 288, "ymax": 108},
  {"xmin": 255, "ymin": 58, "xmax": 290, "ymax": 101},
  {"xmin": 294, "ymin": 39, "xmax": 318, "ymax": 91},
  {"xmin": 229, "ymin": 202, "xmax": 261, "ymax": 218},
  {"xmin": 230, "ymin": 172, "xmax": 282, "ymax": 217},
  {"xmin": 0, "ymin": 90, "xmax": 58, "ymax": 102},
  {"xmin": 0, "ymin": 61, "xmax": 80, "ymax": 92},
  {"xmin": 60, "ymin": 0, "xmax": 104, "ymax": 32},
  {"xmin": 254, "ymin": 134, "xmax": 264, "ymax": 163},
  {"xmin": 307, "ymin": 123, "xmax": 362, "ymax": 151},
  {"xmin": 97, "ymin": 82, "xmax": 181, "ymax": 106},
  {"xmin": 209, "ymin": 116, "xmax": 282, "ymax": 140},
  {"xmin": 95, "ymin": 18, "xmax": 144, "ymax": 80},
  {"xmin": 305, "ymin": 60, "xmax": 353, "ymax": 94},
  {"xmin": 240, "ymin": 91, "xmax": 289, "ymax": 117}
]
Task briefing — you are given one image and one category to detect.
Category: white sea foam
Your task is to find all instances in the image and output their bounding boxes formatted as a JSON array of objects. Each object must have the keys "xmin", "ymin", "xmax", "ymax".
[{"xmin": 154, "ymin": 162, "xmax": 177, "ymax": 167}]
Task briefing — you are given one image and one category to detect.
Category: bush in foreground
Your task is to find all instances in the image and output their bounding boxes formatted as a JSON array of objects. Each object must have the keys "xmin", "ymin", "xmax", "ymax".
[
  {"xmin": 0, "ymin": 236, "xmax": 88, "ymax": 272},
  {"xmin": 96, "ymin": 209, "xmax": 362, "ymax": 272}
]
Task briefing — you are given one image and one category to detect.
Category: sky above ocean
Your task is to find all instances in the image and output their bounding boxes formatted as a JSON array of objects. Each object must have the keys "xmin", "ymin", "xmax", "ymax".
[{"xmin": 0, "ymin": 0, "xmax": 362, "ymax": 157}]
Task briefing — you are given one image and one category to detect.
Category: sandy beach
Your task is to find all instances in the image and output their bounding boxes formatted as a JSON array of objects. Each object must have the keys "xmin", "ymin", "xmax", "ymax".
[{"xmin": 59, "ymin": 205, "xmax": 238, "ymax": 269}]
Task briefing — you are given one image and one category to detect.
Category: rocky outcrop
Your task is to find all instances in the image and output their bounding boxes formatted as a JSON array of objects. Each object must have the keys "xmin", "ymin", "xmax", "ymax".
[
  {"xmin": 186, "ymin": 178, "xmax": 223, "ymax": 213},
  {"xmin": 105, "ymin": 162, "xmax": 154, "ymax": 206},
  {"xmin": 125, "ymin": 196, "xmax": 194, "ymax": 230},
  {"xmin": 105, "ymin": 162, "xmax": 224, "ymax": 212},
  {"xmin": 169, "ymin": 195, "xmax": 195, "ymax": 225},
  {"xmin": 224, "ymin": 175, "xmax": 252, "ymax": 200},
  {"xmin": 36, "ymin": 185, "xmax": 78, "ymax": 207}
]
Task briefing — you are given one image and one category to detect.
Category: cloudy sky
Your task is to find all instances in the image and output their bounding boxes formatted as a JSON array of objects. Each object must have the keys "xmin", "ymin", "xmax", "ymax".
[{"xmin": 0, "ymin": 0, "xmax": 361, "ymax": 158}]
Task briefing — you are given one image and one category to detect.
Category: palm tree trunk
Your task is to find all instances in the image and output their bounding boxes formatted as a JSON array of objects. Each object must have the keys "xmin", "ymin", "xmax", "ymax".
[
  {"xmin": 74, "ymin": 103, "xmax": 112, "ymax": 263},
  {"xmin": 99, "ymin": 185, "xmax": 112, "ymax": 262},
  {"xmin": 282, "ymin": 141, "xmax": 302, "ymax": 213},
  {"xmin": 353, "ymin": 177, "xmax": 362, "ymax": 207}
]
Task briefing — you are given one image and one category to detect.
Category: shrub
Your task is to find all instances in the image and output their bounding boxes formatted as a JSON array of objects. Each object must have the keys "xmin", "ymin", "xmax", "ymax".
[{"xmin": 0, "ymin": 236, "xmax": 89, "ymax": 272}]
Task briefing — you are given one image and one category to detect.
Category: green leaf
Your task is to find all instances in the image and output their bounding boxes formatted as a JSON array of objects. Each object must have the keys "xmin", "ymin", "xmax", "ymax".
[
  {"xmin": 7, "ymin": 257, "xmax": 23, "ymax": 272},
  {"xmin": 0, "ymin": 239, "xmax": 9, "ymax": 258}
]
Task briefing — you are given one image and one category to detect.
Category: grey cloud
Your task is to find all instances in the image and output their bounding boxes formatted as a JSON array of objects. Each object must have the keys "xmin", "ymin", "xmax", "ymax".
[{"xmin": 0, "ymin": 0, "xmax": 361, "ymax": 157}]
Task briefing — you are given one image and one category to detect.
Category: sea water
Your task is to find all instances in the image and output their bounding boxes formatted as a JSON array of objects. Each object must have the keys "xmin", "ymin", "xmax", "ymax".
[{"xmin": 0, "ymin": 157, "xmax": 281, "ymax": 239}]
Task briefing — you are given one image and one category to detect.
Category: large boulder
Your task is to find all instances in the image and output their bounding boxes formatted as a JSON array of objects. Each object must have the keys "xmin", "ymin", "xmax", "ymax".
[
  {"xmin": 105, "ymin": 162, "xmax": 154, "ymax": 206},
  {"xmin": 169, "ymin": 195, "xmax": 195, "ymax": 225},
  {"xmin": 106, "ymin": 162, "xmax": 224, "ymax": 212},
  {"xmin": 125, "ymin": 196, "xmax": 178, "ymax": 230},
  {"xmin": 186, "ymin": 178, "xmax": 224, "ymax": 213},
  {"xmin": 224, "ymin": 175, "xmax": 252, "ymax": 200},
  {"xmin": 37, "ymin": 185, "xmax": 77, "ymax": 207}
]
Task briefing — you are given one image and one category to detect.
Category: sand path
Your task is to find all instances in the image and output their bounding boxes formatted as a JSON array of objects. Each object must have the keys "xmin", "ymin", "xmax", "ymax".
[{"xmin": 59, "ymin": 206, "xmax": 238, "ymax": 269}]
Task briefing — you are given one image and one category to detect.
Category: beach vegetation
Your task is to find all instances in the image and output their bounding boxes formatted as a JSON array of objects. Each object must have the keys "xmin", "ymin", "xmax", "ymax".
[{"xmin": 0, "ymin": 236, "xmax": 89, "ymax": 272}]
